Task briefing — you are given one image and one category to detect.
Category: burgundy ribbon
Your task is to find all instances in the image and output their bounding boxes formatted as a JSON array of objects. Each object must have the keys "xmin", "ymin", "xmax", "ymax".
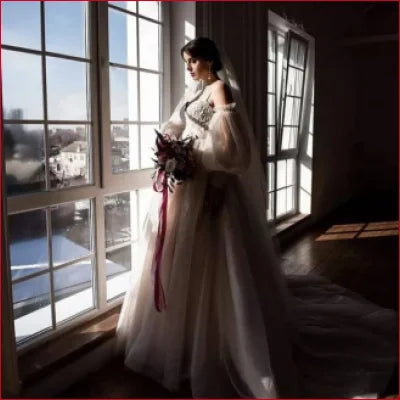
[{"xmin": 151, "ymin": 169, "xmax": 168, "ymax": 312}]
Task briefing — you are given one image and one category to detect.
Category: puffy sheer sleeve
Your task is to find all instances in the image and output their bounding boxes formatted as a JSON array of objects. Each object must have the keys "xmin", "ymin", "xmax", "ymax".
[
  {"xmin": 199, "ymin": 102, "xmax": 251, "ymax": 175},
  {"xmin": 160, "ymin": 92, "xmax": 187, "ymax": 140}
]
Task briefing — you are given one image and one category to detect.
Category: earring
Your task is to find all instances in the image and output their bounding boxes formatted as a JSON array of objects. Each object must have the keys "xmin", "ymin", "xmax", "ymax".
[{"xmin": 208, "ymin": 65, "xmax": 212, "ymax": 81}]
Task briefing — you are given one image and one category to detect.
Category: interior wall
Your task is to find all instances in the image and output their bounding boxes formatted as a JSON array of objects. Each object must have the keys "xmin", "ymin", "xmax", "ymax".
[{"xmin": 196, "ymin": 2, "xmax": 398, "ymax": 220}]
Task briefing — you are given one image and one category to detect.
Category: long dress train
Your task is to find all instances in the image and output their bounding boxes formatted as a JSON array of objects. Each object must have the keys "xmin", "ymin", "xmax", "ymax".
[{"xmin": 115, "ymin": 83, "xmax": 397, "ymax": 398}]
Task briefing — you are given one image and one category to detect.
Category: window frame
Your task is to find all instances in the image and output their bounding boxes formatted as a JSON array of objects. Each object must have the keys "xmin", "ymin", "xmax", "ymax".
[
  {"xmin": 2, "ymin": 1, "xmax": 171, "ymax": 354},
  {"xmin": 267, "ymin": 11, "xmax": 315, "ymax": 224}
]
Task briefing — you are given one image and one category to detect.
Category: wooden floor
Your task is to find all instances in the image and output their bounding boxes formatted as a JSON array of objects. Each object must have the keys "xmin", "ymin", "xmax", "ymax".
[{"xmin": 61, "ymin": 195, "xmax": 398, "ymax": 398}]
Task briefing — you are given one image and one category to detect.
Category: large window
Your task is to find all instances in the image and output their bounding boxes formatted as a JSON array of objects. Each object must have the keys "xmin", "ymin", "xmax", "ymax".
[
  {"xmin": 267, "ymin": 12, "xmax": 315, "ymax": 223},
  {"xmin": 2, "ymin": 1, "xmax": 166, "ymax": 350}
]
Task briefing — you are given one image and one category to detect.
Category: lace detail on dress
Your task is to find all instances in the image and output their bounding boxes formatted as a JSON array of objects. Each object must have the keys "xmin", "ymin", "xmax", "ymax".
[{"xmin": 185, "ymin": 100, "xmax": 215, "ymax": 129}]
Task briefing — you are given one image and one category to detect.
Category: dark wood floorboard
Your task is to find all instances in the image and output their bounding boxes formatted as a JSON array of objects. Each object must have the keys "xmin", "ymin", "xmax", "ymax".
[{"xmin": 60, "ymin": 195, "xmax": 398, "ymax": 398}]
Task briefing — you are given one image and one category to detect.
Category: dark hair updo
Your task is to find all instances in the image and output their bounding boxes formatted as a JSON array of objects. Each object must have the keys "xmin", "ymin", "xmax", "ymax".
[{"xmin": 180, "ymin": 37, "xmax": 223, "ymax": 72}]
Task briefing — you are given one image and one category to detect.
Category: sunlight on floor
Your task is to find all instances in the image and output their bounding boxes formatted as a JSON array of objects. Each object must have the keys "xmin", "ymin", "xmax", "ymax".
[{"xmin": 316, "ymin": 220, "xmax": 398, "ymax": 241}]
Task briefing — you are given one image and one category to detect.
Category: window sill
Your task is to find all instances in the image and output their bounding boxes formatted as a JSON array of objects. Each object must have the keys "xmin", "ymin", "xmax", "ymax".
[
  {"xmin": 18, "ymin": 305, "xmax": 121, "ymax": 388},
  {"xmin": 275, "ymin": 213, "xmax": 310, "ymax": 235}
]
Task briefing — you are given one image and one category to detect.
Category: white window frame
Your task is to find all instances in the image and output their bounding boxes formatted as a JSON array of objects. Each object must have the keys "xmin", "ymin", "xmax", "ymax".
[
  {"xmin": 267, "ymin": 10, "xmax": 315, "ymax": 224},
  {"xmin": 2, "ymin": 1, "xmax": 171, "ymax": 355}
]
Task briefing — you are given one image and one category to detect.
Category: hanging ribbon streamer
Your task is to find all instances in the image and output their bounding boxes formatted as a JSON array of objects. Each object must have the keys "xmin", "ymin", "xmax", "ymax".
[{"xmin": 151, "ymin": 169, "xmax": 168, "ymax": 312}]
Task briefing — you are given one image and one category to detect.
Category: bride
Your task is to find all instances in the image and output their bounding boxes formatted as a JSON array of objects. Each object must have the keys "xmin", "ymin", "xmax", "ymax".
[{"xmin": 115, "ymin": 37, "xmax": 397, "ymax": 398}]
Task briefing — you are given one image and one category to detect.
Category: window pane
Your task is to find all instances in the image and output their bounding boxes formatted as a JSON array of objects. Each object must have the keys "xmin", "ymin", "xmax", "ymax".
[
  {"xmin": 13, "ymin": 273, "xmax": 52, "ymax": 343},
  {"xmin": 109, "ymin": 1, "xmax": 137, "ymax": 12},
  {"xmin": 104, "ymin": 191, "xmax": 137, "ymax": 248},
  {"xmin": 267, "ymin": 127, "xmax": 275, "ymax": 156},
  {"xmin": 46, "ymin": 57, "xmax": 89, "ymax": 121},
  {"xmin": 54, "ymin": 260, "xmax": 94, "ymax": 324},
  {"xmin": 9, "ymin": 209, "xmax": 48, "ymax": 282},
  {"xmin": 286, "ymin": 186, "xmax": 294, "ymax": 212},
  {"xmin": 138, "ymin": 1, "xmax": 159, "ymax": 20},
  {"xmin": 283, "ymin": 97, "xmax": 300, "ymax": 126},
  {"xmin": 140, "ymin": 72, "xmax": 159, "ymax": 121},
  {"xmin": 1, "ymin": 1, "xmax": 41, "ymax": 50},
  {"xmin": 306, "ymin": 133, "xmax": 313, "ymax": 158},
  {"xmin": 276, "ymin": 188, "xmax": 286, "ymax": 217},
  {"xmin": 4, "ymin": 124, "xmax": 46, "ymax": 195},
  {"xmin": 139, "ymin": 19, "xmax": 159, "ymax": 70},
  {"xmin": 106, "ymin": 245, "xmax": 133, "ymax": 300},
  {"xmin": 267, "ymin": 162, "xmax": 275, "ymax": 192},
  {"xmin": 300, "ymin": 163, "xmax": 312, "ymax": 194},
  {"xmin": 267, "ymin": 30, "xmax": 276, "ymax": 61},
  {"xmin": 51, "ymin": 200, "xmax": 92, "ymax": 266},
  {"xmin": 287, "ymin": 67, "xmax": 304, "ymax": 97},
  {"xmin": 287, "ymin": 159, "xmax": 295, "ymax": 186},
  {"xmin": 281, "ymin": 127, "xmax": 298, "ymax": 150},
  {"xmin": 110, "ymin": 66, "xmax": 138, "ymax": 121},
  {"xmin": 277, "ymin": 160, "xmax": 286, "ymax": 189},
  {"xmin": 48, "ymin": 124, "xmax": 91, "ymax": 188},
  {"xmin": 267, "ymin": 94, "xmax": 275, "ymax": 125},
  {"xmin": 2, "ymin": 50, "xmax": 44, "ymax": 120},
  {"xmin": 289, "ymin": 38, "xmax": 306, "ymax": 69},
  {"xmin": 111, "ymin": 124, "xmax": 139, "ymax": 173},
  {"xmin": 45, "ymin": 2, "xmax": 89, "ymax": 58},
  {"xmin": 268, "ymin": 61, "xmax": 275, "ymax": 93},
  {"xmin": 109, "ymin": 8, "xmax": 137, "ymax": 67},
  {"xmin": 140, "ymin": 124, "xmax": 158, "ymax": 169},
  {"xmin": 267, "ymin": 192, "xmax": 274, "ymax": 221}
]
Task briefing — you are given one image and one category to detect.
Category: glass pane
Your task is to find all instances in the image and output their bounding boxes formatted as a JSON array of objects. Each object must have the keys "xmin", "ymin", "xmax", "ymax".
[
  {"xmin": 45, "ymin": 2, "xmax": 89, "ymax": 58},
  {"xmin": 267, "ymin": 94, "xmax": 275, "ymax": 125},
  {"xmin": 286, "ymin": 186, "xmax": 294, "ymax": 211},
  {"xmin": 268, "ymin": 61, "xmax": 275, "ymax": 93},
  {"xmin": 48, "ymin": 124, "xmax": 91, "ymax": 188},
  {"xmin": 9, "ymin": 209, "xmax": 48, "ymax": 282},
  {"xmin": 54, "ymin": 260, "xmax": 94, "ymax": 324},
  {"xmin": 277, "ymin": 160, "xmax": 286, "ymax": 189},
  {"xmin": 13, "ymin": 273, "xmax": 52, "ymax": 343},
  {"xmin": 4, "ymin": 124, "xmax": 46, "ymax": 195},
  {"xmin": 46, "ymin": 57, "xmax": 89, "ymax": 121},
  {"xmin": 111, "ymin": 124, "xmax": 139, "ymax": 173},
  {"xmin": 2, "ymin": 50, "xmax": 43, "ymax": 120},
  {"xmin": 109, "ymin": 1, "xmax": 137, "ymax": 12},
  {"xmin": 51, "ymin": 200, "xmax": 91, "ymax": 266},
  {"xmin": 289, "ymin": 38, "xmax": 306, "ymax": 69},
  {"xmin": 138, "ymin": 187, "xmax": 154, "ymax": 230},
  {"xmin": 104, "ymin": 191, "xmax": 137, "ymax": 248},
  {"xmin": 281, "ymin": 127, "xmax": 298, "ymax": 150},
  {"xmin": 140, "ymin": 124, "xmax": 158, "ymax": 169},
  {"xmin": 267, "ymin": 127, "xmax": 275, "ymax": 156},
  {"xmin": 300, "ymin": 162, "xmax": 312, "ymax": 194},
  {"xmin": 138, "ymin": 1, "xmax": 159, "ymax": 20},
  {"xmin": 276, "ymin": 189, "xmax": 286, "ymax": 217},
  {"xmin": 140, "ymin": 72, "xmax": 159, "ymax": 121},
  {"xmin": 287, "ymin": 67, "xmax": 304, "ymax": 97},
  {"xmin": 306, "ymin": 133, "xmax": 313, "ymax": 158},
  {"xmin": 106, "ymin": 245, "xmax": 133, "ymax": 300},
  {"xmin": 139, "ymin": 19, "xmax": 159, "ymax": 70},
  {"xmin": 110, "ymin": 66, "xmax": 138, "ymax": 121},
  {"xmin": 287, "ymin": 159, "xmax": 295, "ymax": 186},
  {"xmin": 276, "ymin": 33, "xmax": 286, "ymax": 114},
  {"xmin": 1, "ymin": 1, "xmax": 41, "ymax": 50},
  {"xmin": 109, "ymin": 8, "xmax": 137, "ymax": 67},
  {"xmin": 267, "ymin": 192, "xmax": 275, "ymax": 221},
  {"xmin": 283, "ymin": 97, "xmax": 300, "ymax": 126},
  {"xmin": 268, "ymin": 30, "xmax": 276, "ymax": 61},
  {"xmin": 267, "ymin": 162, "xmax": 275, "ymax": 192}
]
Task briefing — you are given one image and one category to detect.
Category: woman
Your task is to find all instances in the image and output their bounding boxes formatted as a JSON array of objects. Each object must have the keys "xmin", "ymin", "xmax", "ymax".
[{"xmin": 116, "ymin": 37, "xmax": 397, "ymax": 398}]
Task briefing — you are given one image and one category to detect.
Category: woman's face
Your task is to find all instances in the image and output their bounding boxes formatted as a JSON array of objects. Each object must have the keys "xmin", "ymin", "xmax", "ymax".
[{"xmin": 183, "ymin": 51, "xmax": 210, "ymax": 81}]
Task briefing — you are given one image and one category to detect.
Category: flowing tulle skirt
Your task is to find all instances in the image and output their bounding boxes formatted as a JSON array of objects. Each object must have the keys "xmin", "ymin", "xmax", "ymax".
[{"xmin": 115, "ymin": 168, "xmax": 397, "ymax": 398}]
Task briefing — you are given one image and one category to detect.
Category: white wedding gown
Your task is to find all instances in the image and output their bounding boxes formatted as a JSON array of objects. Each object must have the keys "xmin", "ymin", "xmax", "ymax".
[{"xmin": 116, "ymin": 83, "xmax": 397, "ymax": 398}]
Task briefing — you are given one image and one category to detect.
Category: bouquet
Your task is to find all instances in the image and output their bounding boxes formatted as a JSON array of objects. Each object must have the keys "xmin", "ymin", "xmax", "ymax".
[
  {"xmin": 151, "ymin": 129, "xmax": 197, "ymax": 193},
  {"xmin": 150, "ymin": 129, "xmax": 198, "ymax": 312}
]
